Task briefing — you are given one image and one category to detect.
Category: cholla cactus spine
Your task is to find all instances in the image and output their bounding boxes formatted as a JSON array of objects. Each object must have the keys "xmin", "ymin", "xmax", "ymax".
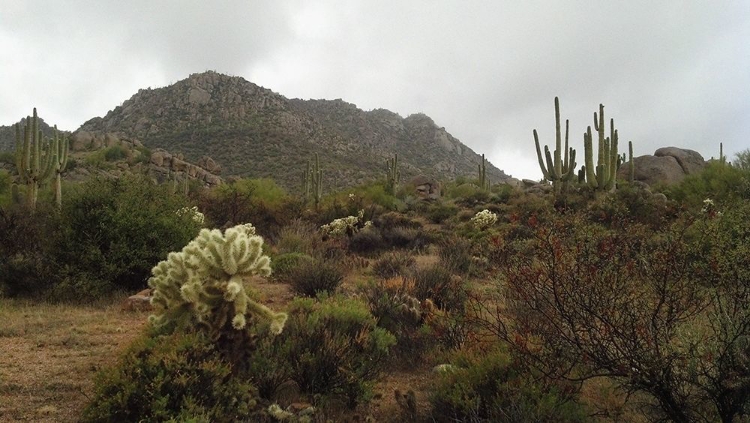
[{"xmin": 148, "ymin": 223, "xmax": 286, "ymax": 336}]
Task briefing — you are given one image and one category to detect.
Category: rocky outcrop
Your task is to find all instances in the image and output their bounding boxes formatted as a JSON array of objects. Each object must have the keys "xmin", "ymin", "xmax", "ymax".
[
  {"xmin": 618, "ymin": 147, "xmax": 707, "ymax": 186},
  {"xmin": 149, "ymin": 148, "xmax": 222, "ymax": 186},
  {"xmin": 70, "ymin": 131, "xmax": 143, "ymax": 152},
  {"xmin": 410, "ymin": 175, "xmax": 441, "ymax": 200}
]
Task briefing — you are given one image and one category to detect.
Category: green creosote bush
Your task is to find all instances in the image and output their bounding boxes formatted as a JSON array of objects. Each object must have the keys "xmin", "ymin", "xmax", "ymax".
[
  {"xmin": 249, "ymin": 295, "xmax": 396, "ymax": 409},
  {"xmin": 665, "ymin": 161, "xmax": 750, "ymax": 209},
  {"xmin": 372, "ymin": 251, "xmax": 416, "ymax": 279},
  {"xmin": 287, "ymin": 258, "xmax": 344, "ymax": 297},
  {"xmin": 270, "ymin": 252, "xmax": 314, "ymax": 282},
  {"xmin": 103, "ymin": 144, "xmax": 128, "ymax": 161},
  {"xmin": 274, "ymin": 218, "xmax": 319, "ymax": 255},
  {"xmin": 426, "ymin": 202, "xmax": 459, "ymax": 224},
  {"xmin": 429, "ymin": 349, "xmax": 586, "ymax": 423},
  {"xmin": 81, "ymin": 332, "xmax": 262, "ymax": 422},
  {"xmin": 50, "ymin": 175, "xmax": 201, "ymax": 300}
]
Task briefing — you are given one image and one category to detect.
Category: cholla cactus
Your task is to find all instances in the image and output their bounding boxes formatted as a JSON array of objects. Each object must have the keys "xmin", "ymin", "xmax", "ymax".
[
  {"xmin": 176, "ymin": 206, "xmax": 206, "ymax": 225},
  {"xmin": 320, "ymin": 210, "xmax": 371, "ymax": 237},
  {"xmin": 148, "ymin": 223, "xmax": 287, "ymax": 336},
  {"xmin": 471, "ymin": 209, "xmax": 498, "ymax": 229}
]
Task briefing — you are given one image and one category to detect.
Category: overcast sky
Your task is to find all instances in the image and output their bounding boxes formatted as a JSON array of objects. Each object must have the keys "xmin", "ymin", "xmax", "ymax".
[{"xmin": 2, "ymin": 1, "xmax": 748, "ymax": 179}]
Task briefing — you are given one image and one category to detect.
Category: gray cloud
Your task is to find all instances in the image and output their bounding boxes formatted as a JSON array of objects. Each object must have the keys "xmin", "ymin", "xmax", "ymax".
[{"xmin": 2, "ymin": 0, "xmax": 748, "ymax": 179}]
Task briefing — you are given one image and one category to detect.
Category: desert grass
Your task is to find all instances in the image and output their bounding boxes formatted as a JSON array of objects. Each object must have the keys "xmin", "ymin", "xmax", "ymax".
[{"xmin": 0, "ymin": 296, "xmax": 148, "ymax": 422}]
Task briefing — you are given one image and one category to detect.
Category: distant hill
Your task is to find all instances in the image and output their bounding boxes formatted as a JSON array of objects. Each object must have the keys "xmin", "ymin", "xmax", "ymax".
[
  {"xmin": 76, "ymin": 71, "xmax": 508, "ymax": 191},
  {"xmin": 0, "ymin": 114, "xmax": 68, "ymax": 153}
]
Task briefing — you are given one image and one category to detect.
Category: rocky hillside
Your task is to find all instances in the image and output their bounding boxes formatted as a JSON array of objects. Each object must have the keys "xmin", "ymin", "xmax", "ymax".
[
  {"xmin": 76, "ymin": 71, "xmax": 508, "ymax": 191},
  {"xmin": 0, "ymin": 115, "xmax": 68, "ymax": 152}
]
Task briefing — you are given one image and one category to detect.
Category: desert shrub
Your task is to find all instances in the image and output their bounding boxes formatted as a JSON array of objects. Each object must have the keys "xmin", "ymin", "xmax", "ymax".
[
  {"xmin": 411, "ymin": 265, "xmax": 467, "ymax": 312},
  {"xmin": 666, "ymin": 161, "xmax": 750, "ymax": 208},
  {"xmin": 380, "ymin": 225, "xmax": 420, "ymax": 248},
  {"xmin": 364, "ymin": 276, "xmax": 435, "ymax": 365},
  {"xmin": 490, "ymin": 207, "xmax": 750, "ymax": 422},
  {"xmin": 0, "ymin": 151, "xmax": 15, "ymax": 164},
  {"xmin": 274, "ymin": 218, "xmax": 319, "ymax": 255},
  {"xmin": 427, "ymin": 202, "xmax": 459, "ymax": 223},
  {"xmin": 372, "ymin": 251, "xmax": 416, "ymax": 279},
  {"xmin": 0, "ymin": 203, "xmax": 61, "ymax": 296},
  {"xmin": 271, "ymin": 252, "xmax": 314, "ymax": 282},
  {"xmin": 51, "ymin": 175, "xmax": 200, "ymax": 299},
  {"xmin": 82, "ymin": 332, "xmax": 262, "ymax": 422},
  {"xmin": 103, "ymin": 144, "xmax": 128, "ymax": 161},
  {"xmin": 347, "ymin": 226, "xmax": 385, "ymax": 254},
  {"xmin": 250, "ymin": 296, "xmax": 396, "ymax": 408},
  {"xmin": 438, "ymin": 236, "xmax": 472, "ymax": 275},
  {"xmin": 374, "ymin": 211, "xmax": 423, "ymax": 229},
  {"xmin": 287, "ymin": 259, "xmax": 343, "ymax": 297},
  {"xmin": 586, "ymin": 183, "xmax": 677, "ymax": 229},
  {"xmin": 429, "ymin": 349, "xmax": 586, "ymax": 423},
  {"xmin": 448, "ymin": 183, "xmax": 490, "ymax": 206}
]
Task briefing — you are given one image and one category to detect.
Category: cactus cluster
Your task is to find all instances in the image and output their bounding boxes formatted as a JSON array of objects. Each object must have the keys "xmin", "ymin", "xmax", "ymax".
[
  {"xmin": 148, "ymin": 223, "xmax": 287, "ymax": 337},
  {"xmin": 385, "ymin": 154, "xmax": 400, "ymax": 195},
  {"xmin": 534, "ymin": 97, "xmax": 576, "ymax": 197},
  {"xmin": 14, "ymin": 108, "xmax": 69, "ymax": 208},
  {"xmin": 582, "ymin": 104, "xmax": 619, "ymax": 192}
]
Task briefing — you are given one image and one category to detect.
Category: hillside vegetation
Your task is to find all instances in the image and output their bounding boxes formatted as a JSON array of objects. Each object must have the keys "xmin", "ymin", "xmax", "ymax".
[{"xmin": 1, "ymin": 146, "xmax": 749, "ymax": 421}]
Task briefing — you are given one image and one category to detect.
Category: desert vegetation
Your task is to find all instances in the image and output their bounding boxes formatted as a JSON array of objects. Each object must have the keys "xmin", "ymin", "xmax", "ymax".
[{"xmin": 1, "ymin": 106, "xmax": 750, "ymax": 422}]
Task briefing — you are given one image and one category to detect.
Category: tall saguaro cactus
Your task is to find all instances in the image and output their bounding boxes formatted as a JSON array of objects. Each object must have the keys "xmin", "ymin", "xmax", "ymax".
[
  {"xmin": 478, "ymin": 154, "xmax": 490, "ymax": 191},
  {"xmin": 51, "ymin": 127, "xmax": 69, "ymax": 208},
  {"xmin": 385, "ymin": 154, "xmax": 400, "ymax": 195},
  {"xmin": 15, "ymin": 108, "xmax": 57, "ymax": 209},
  {"xmin": 534, "ymin": 97, "xmax": 576, "ymax": 197},
  {"xmin": 583, "ymin": 104, "xmax": 619, "ymax": 192},
  {"xmin": 304, "ymin": 153, "xmax": 323, "ymax": 207}
]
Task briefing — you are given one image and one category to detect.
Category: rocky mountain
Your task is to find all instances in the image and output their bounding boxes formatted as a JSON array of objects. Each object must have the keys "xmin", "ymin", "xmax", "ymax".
[
  {"xmin": 0, "ymin": 114, "xmax": 68, "ymax": 152},
  {"xmin": 75, "ymin": 71, "xmax": 508, "ymax": 191}
]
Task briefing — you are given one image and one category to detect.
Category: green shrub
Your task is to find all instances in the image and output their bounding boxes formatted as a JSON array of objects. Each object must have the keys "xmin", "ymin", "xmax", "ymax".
[
  {"xmin": 271, "ymin": 252, "xmax": 314, "ymax": 282},
  {"xmin": 250, "ymin": 296, "xmax": 396, "ymax": 408},
  {"xmin": 0, "ymin": 202, "xmax": 62, "ymax": 296},
  {"xmin": 438, "ymin": 236, "xmax": 472, "ymax": 275},
  {"xmin": 381, "ymin": 225, "xmax": 421, "ymax": 249},
  {"xmin": 666, "ymin": 161, "xmax": 750, "ymax": 208},
  {"xmin": 429, "ymin": 349, "xmax": 586, "ymax": 422},
  {"xmin": 52, "ymin": 175, "xmax": 200, "ymax": 299},
  {"xmin": 411, "ymin": 265, "xmax": 467, "ymax": 312},
  {"xmin": 364, "ymin": 276, "xmax": 434, "ymax": 365},
  {"xmin": 426, "ymin": 202, "xmax": 458, "ymax": 223},
  {"xmin": 103, "ymin": 145, "xmax": 128, "ymax": 161},
  {"xmin": 82, "ymin": 332, "xmax": 262, "ymax": 422},
  {"xmin": 372, "ymin": 251, "xmax": 416, "ymax": 279},
  {"xmin": 274, "ymin": 219, "xmax": 319, "ymax": 255},
  {"xmin": 287, "ymin": 259, "xmax": 343, "ymax": 297}
]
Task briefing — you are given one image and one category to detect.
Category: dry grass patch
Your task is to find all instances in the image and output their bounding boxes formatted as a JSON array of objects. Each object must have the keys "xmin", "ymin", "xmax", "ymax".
[{"xmin": 0, "ymin": 297, "xmax": 148, "ymax": 422}]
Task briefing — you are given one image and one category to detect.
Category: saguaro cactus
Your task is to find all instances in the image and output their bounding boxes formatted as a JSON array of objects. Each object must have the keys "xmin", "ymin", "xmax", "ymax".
[
  {"xmin": 583, "ymin": 104, "xmax": 619, "ymax": 192},
  {"xmin": 51, "ymin": 127, "xmax": 69, "ymax": 208},
  {"xmin": 478, "ymin": 154, "xmax": 490, "ymax": 191},
  {"xmin": 386, "ymin": 154, "xmax": 400, "ymax": 195},
  {"xmin": 15, "ymin": 108, "xmax": 57, "ymax": 209},
  {"xmin": 148, "ymin": 223, "xmax": 287, "ymax": 337},
  {"xmin": 304, "ymin": 153, "xmax": 323, "ymax": 207},
  {"xmin": 534, "ymin": 97, "xmax": 577, "ymax": 196}
]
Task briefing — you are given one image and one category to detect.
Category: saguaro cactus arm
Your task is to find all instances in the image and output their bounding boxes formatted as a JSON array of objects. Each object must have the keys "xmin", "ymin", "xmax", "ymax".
[
  {"xmin": 533, "ymin": 97, "xmax": 576, "ymax": 195},
  {"xmin": 14, "ymin": 108, "xmax": 57, "ymax": 208}
]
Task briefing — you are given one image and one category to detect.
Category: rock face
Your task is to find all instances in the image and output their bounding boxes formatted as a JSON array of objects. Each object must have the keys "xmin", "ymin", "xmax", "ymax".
[
  {"xmin": 76, "ymin": 71, "xmax": 510, "ymax": 190},
  {"xmin": 619, "ymin": 147, "xmax": 707, "ymax": 186},
  {"xmin": 149, "ymin": 148, "xmax": 222, "ymax": 186},
  {"xmin": 410, "ymin": 175, "xmax": 441, "ymax": 200},
  {"xmin": 69, "ymin": 131, "xmax": 143, "ymax": 152}
]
